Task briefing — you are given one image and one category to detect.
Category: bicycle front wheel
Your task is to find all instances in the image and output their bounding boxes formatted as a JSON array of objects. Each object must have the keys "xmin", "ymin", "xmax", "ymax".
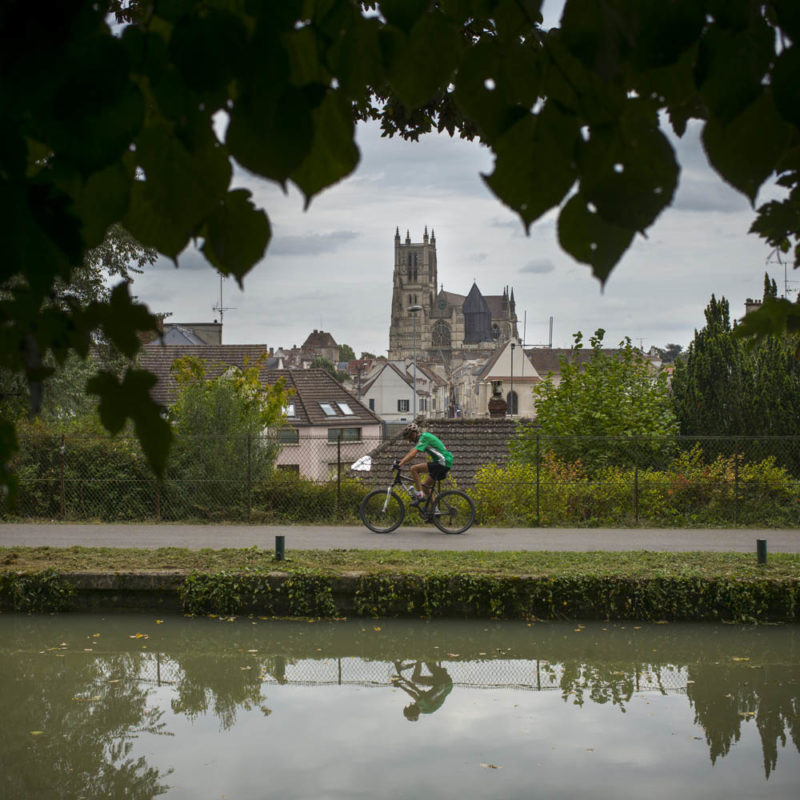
[
  {"xmin": 432, "ymin": 490, "xmax": 475, "ymax": 534},
  {"xmin": 360, "ymin": 489, "xmax": 405, "ymax": 533}
]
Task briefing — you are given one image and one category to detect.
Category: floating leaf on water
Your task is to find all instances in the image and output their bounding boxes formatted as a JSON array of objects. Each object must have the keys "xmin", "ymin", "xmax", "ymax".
[
  {"xmin": 30, "ymin": 731, "xmax": 43, "ymax": 736},
  {"xmin": 739, "ymin": 711, "xmax": 756, "ymax": 717},
  {"xmin": 373, "ymin": 627, "xmax": 382, "ymax": 632},
  {"xmin": 92, "ymin": 633, "xmax": 101, "ymax": 638},
  {"xmin": 480, "ymin": 763, "xmax": 502, "ymax": 769},
  {"xmin": 732, "ymin": 656, "xmax": 751, "ymax": 662},
  {"xmin": 156, "ymin": 620, "xmax": 164, "ymax": 624},
  {"xmin": 247, "ymin": 649, "xmax": 258, "ymax": 653}
]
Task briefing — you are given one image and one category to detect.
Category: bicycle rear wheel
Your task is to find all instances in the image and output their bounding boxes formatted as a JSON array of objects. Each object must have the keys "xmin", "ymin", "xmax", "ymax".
[
  {"xmin": 432, "ymin": 490, "xmax": 475, "ymax": 534},
  {"xmin": 360, "ymin": 489, "xmax": 405, "ymax": 533}
]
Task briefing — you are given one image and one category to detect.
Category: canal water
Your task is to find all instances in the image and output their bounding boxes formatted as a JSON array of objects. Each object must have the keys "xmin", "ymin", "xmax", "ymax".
[{"xmin": 1, "ymin": 614, "xmax": 798, "ymax": 799}]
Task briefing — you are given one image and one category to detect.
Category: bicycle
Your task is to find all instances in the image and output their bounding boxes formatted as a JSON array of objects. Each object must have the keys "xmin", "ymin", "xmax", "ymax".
[{"xmin": 359, "ymin": 463, "xmax": 476, "ymax": 534}]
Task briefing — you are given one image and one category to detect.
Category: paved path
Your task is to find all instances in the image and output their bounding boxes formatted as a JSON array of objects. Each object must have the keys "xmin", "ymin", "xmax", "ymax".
[{"xmin": 1, "ymin": 523, "xmax": 799, "ymax": 553}]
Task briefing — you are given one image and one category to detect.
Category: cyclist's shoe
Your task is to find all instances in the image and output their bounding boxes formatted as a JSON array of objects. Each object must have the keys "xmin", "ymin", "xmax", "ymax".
[{"xmin": 410, "ymin": 492, "xmax": 426, "ymax": 507}]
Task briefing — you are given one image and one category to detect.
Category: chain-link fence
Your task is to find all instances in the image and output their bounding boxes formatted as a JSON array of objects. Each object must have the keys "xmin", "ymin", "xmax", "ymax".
[{"xmin": 6, "ymin": 430, "xmax": 800, "ymax": 527}]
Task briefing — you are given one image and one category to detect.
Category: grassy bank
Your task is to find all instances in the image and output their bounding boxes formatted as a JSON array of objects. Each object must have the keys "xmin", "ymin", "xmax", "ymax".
[{"xmin": 1, "ymin": 547, "xmax": 798, "ymax": 623}]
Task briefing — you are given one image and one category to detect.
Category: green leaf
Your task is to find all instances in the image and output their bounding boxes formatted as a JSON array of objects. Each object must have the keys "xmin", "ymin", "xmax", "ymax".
[
  {"xmin": 328, "ymin": 15, "xmax": 385, "ymax": 97},
  {"xmin": 483, "ymin": 103, "xmax": 579, "ymax": 229},
  {"xmin": 773, "ymin": 0, "xmax": 800, "ymax": 42},
  {"xmin": 627, "ymin": 0, "xmax": 705, "ymax": 71},
  {"xmin": 201, "ymin": 190, "xmax": 271, "ymax": 282},
  {"xmin": 87, "ymin": 368, "xmax": 172, "ymax": 475},
  {"xmin": 290, "ymin": 92, "xmax": 360, "ymax": 205},
  {"xmin": 85, "ymin": 283, "xmax": 159, "ymax": 358},
  {"xmin": 39, "ymin": 35, "xmax": 144, "ymax": 174},
  {"xmin": 379, "ymin": 0, "xmax": 430, "ymax": 33},
  {"xmin": 734, "ymin": 297, "xmax": 800, "ymax": 345},
  {"xmin": 452, "ymin": 39, "xmax": 531, "ymax": 141},
  {"xmin": 384, "ymin": 12, "xmax": 461, "ymax": 109},
  {"xmin": 695, "ymin": 22, "xmax": 773, "ymax": 123},
  {"xmin": 772, "ymin": 46, "xmax": 800, "ymax": 128},
  {"xmin": 227, "ymin": 85, "xmax": 315, "ymax": 184},
  {"xmin": 124, "ymin": 121, "xmax": 231, "ymax": 258},
  {"xmin": 579, "ymin": 106, "xmax": 678, "ymax": 231},
  {"xmin": 169, "ymin": 8, "xmax": 247, "ymax": 94},
  {"xmin": 561, "ymin": 0, "xmax": 630, "ymax": 83},
  {"xmin": 65, "ymin": 162, "xmax": 131, "ymax": 250},
  {"xmin": 557, "ymin": 192, "xmax": 635, "ymax": 283},
  {"xmin": 702, "ymin": 91, "xmax": 793, "ymax": 203}
]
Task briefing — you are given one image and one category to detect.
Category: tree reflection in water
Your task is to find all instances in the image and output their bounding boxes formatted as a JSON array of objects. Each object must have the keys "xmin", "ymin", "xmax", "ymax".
[{"xmin": 0, "ymin": 615, "xmax": 797, "ymax": 795}]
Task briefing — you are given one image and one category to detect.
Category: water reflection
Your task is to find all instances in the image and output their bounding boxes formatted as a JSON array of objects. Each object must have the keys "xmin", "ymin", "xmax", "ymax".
[
  {"xmin": 0, "ymin": 615, "xmax": 797, "ymax": 799},
  {"xmin": 392, "ymin": 661, "xmax": 454, "ymax": 720}
]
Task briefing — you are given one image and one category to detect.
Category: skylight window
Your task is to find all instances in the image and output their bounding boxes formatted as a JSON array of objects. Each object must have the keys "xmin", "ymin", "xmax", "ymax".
[
  {"xmin": 284, "ymin": 404, "xmax": 296, "ymax": 418},
  {"xmin": 319, "ymin": 403, "xmax": 337, "ymax": 416},
  {"xmin": 337, "ymin": 402, "xmax": 355, "ymax": 416}
]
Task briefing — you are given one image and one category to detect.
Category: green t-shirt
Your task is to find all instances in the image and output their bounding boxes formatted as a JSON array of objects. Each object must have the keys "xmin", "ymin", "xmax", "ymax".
[{"xmin": 416, "ymin": 432, "xmax": 453, "ymax": 468}]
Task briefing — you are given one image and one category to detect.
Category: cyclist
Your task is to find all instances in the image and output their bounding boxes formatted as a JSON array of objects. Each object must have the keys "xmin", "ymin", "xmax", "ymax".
[{"xmin": 395, "ymin": 423, "xmax": 453, "ymax": 505}]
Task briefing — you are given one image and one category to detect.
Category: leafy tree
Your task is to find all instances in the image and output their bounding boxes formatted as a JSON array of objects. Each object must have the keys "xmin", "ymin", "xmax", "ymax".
[
  {"xmin": 656, "ymin": 343, "xmax": 683, "ymax": 363},
  {"xmin": 338, "ymin": 343, "xmax": 356, "ymax": 362},
  {"xmin": 310, "ymin": 356, "xmax": 348, "ymax": 382},
  {"xmin": 671, "ymin": 293, "xmax": 800, "ymax": 439},
  {"xmin": 360, "ymin": 351, "xmax": 377, "ymax": 360},
  {"xmin": 513, "ymin": 330, "xmax": 678, "ymax": 470},
  {"xmin": 3, "ymin": 0, "xmax": 800, "ymax": 500},
  {"xmin": 167, "ymin": 356, "xmax": 289, "ymax": 502}
]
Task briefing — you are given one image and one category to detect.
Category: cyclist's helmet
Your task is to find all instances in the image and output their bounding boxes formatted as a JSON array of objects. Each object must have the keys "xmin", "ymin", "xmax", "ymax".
[{"xmin": 402, "ymin": 422, "xmax": 421, "ymax": 441}]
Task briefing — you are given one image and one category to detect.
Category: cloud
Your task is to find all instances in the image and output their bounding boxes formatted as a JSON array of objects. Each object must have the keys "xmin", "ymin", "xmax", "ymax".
[
  {"xmin": 521, "ymin": 259, "xmax": 556, "ymax": 274},
  {"xmin": 468, "ymin": 253, "xmax": 488, "ymax": 262},
  {"xmin": 269, "ymin": 231, "xmax": 360, "ymax": 256}
]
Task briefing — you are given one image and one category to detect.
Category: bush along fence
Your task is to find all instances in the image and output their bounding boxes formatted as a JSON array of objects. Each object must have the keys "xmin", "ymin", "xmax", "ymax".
[
  {"xmin": 1, "ymin": 567, "xmax": 797, "ymax": 623},
  {"xmin": 6, "ymin": 429, "xmax": 800, "ymax": 527}
]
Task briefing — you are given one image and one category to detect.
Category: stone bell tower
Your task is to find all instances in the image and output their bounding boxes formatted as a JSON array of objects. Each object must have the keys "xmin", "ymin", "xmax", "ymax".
[{"xmin": 388, "ymin": 226, "xmax": 438, "ymax": 360}]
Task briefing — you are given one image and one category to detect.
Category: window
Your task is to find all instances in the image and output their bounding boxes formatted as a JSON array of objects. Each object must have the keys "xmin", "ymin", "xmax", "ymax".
[
  {"xmin": 284, "ymin": 403, "xmax": 296, "ymax": 417},
  {"xmin": 336, "ymin": 401, "xmax": 354, "ymax": 416},
  {"xmin": 368, "ymin": 398, "xmax": 375, "ymax": 411},
  {"xmin": 419, "ymin": 398, "xmax": 427, "ymax": 412},
  {"xmin": 319, "ymin": 402, "xmax": 337, "ymax": 416},
  {"xmin": 507, "ymin": 390, "xmax": 519, "ymax": 415},
  {"xmin": 328, "ymin": 427, "xmax": 361, "ymax": 443},
  {"xmin": 278, "ymin": 427, "xmax": 299, "ymax": 444},
  {"xmin": 398, "ymin": 399, "xmax": 410, "ymax": 412}
]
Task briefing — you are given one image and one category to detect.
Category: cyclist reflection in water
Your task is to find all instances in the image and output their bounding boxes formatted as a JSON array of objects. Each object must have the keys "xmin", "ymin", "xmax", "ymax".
[{"xmin": 392, "ymin": 660, "xmax": 453, "ymax": 721}]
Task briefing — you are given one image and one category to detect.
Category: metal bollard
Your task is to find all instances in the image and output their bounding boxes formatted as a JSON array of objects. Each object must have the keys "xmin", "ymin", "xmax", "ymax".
[
  {"xmin": 756, "ymin": 539, "xmax": 767, "ymax": 565},
  {"xmin": 275, "ymin": 535, "xmax": 285, "ymax": 561}
]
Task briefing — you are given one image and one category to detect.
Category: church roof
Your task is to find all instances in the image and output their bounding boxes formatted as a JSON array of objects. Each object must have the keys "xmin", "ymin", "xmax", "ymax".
[{"xmin": 462, "ymin": 283, "xmax": 491, "ymax": 313}]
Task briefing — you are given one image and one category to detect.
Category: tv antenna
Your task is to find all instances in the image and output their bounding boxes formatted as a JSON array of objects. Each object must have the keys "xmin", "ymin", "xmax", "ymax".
[{"xmin": 212, "ymin": 275, "xmax": 236, "ymax": 325}]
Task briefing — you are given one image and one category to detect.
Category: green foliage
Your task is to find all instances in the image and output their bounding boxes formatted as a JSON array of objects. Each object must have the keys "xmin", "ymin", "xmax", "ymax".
[
  {"xmin": 471, "ymin": 446, "xmax": 800, "ymax": 528},
  {"xmin": 338, "ymin": 343, "xmax": 356, "ymax": 362},
  {"xmin": 672, "ymin": 295, "xmax": 800, "ymax": 468},
  {"xmin": 514, "ymin": 330, "xmax": 678, "ymax": 471},
  {"xmin": 166, "ymin": 356, "xmax": 288, "ymax": 510},
  {"xmin": 0, "ymin": 569, "xmax": 74, "ymax": 612},
  {"xmin": 180, "ymin": 568, "xmax": 336, "ymax": 617},
  {"xmin": 309, "ymin": 356, "xmax": 347, "ymax": 382}
]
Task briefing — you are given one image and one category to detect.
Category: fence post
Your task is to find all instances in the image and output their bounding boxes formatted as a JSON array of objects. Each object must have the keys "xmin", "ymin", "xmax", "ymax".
[
  {"xmin": 60, "ymin": 434, "xmax": 65, "ymax": 518},
  {"xmin": 247, "ymin": 433, "xmax": 252, "ymax": 522},
  {"xmin": 337, "ymin": 432, "xmax": 342, "ymax": 517},
  {"xmin": 633, "ymin": 465, "xmax": 639, "ymax": 524},
  {"xmin": 536, "ymin": 434, "xmax": 541, "ymax": 527}
]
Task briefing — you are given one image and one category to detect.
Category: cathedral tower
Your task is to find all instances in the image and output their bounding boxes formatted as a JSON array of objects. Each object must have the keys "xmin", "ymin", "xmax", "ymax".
[{"xmin": 388, "ymin": 226, "xmax": 438, "ymax": 359}]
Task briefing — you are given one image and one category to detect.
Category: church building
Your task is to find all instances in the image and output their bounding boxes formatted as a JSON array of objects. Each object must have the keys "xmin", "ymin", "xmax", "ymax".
[{"xmin": 387, "ymin": 227, "xmax": 519, "ymax": 361}]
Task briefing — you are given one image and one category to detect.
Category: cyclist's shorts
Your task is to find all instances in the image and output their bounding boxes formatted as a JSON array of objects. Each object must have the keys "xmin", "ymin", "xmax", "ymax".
[{"xmin": 428, "ymin": 462, "xmax": 450, "ymax": 481}]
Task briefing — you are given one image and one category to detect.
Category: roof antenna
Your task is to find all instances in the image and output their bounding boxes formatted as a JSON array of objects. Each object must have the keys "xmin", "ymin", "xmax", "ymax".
[{"xmin": 212, "ymin": 275, "xmax": 236, "ymax": 328}]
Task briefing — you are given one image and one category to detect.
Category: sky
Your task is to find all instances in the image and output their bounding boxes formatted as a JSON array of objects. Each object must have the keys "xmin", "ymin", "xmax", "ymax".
[{"xmin": 127, "ymin": 3, "xmax": 797, "ymax": 358}]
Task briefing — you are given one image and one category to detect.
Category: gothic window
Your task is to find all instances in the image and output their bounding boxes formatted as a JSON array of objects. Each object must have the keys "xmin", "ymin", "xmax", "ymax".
[
  {"xmin": 408, "ymin": 294, "xmax": 412, "ymax": 306},
  {"xmin": 407, "ymin": 253, "xmax": 411, "ymax": 267},
  {"xmin": 432, "ymin": 320, "xmax": 451, "ymax": 348},
  {"xmin": 492, "ymin": 323, "xmax": 500, "ymax": 340}
]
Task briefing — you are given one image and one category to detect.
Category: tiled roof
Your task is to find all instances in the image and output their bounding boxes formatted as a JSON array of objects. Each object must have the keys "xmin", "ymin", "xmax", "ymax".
[
  {"xmin": 268, "ymin": 369, "xmax": 381, "ymax": 427},
  {"xmin": 138, "ymin": 345, "xmax": 271, "ymax": 406},
  {"xmin": 355, "ymin": 418, "xmax": 524, "ymax": 489},
  {"xmin": 525, "ymin": 348, "xmax": 622, "ymax": 377},
  {"xmin": 302, "ymin": 329, "xmax": 338, "ymax": 350}
]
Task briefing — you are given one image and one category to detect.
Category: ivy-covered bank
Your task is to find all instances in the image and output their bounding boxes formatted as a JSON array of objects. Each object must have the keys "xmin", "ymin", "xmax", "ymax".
[{"xmin": 0, "ymin": 548, "xmax": 798, "ymax": 623}]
